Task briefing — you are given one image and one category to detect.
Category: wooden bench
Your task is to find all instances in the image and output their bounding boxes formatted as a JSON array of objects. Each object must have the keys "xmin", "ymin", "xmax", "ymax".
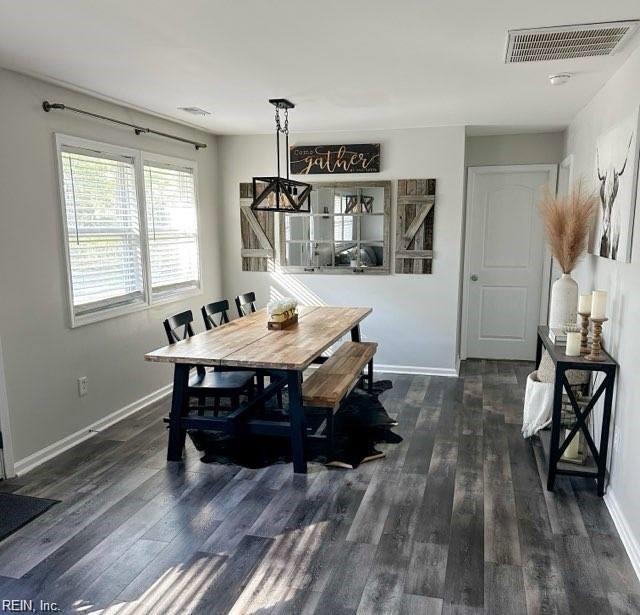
[{"xmin": 302, "ymin": 341, "xmax": 377, "ymax": 455}]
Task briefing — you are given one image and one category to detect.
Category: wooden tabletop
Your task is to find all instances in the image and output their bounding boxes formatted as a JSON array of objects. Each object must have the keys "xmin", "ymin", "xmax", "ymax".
[
  {"xmin": 538, "ymin": 325, "xmax": 617, "ymax": 368},
  {"xmin": 145, "ymin": 305, "xmax": 372, "ymax": 370}
]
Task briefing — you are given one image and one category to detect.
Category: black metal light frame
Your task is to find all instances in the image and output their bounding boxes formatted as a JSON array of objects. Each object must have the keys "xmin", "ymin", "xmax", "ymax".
[{"xmin": 250, "ymin": 99, "xmax": 312, "ymax": 213}]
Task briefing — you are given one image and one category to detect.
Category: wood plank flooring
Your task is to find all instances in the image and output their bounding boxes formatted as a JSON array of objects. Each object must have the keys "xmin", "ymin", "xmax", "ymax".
[{"xmin": 0, "ymin": 360, "xmax": 639, "ymax": 614}]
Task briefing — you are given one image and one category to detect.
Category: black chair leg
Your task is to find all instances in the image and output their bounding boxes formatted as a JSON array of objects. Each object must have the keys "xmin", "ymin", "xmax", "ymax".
[
  {"xmin": 277, "ymin": 389, "xmax": 283, "ymax": 408},
  {"xmin": 368, "ymin": 359, "xmax": 374, "ymax": 393},
  {"xmin": 197, "ymin": 394, "xmax": 205, "ymax": 416}
]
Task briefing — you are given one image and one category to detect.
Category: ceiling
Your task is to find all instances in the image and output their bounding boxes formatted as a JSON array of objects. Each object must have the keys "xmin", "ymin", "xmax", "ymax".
[{"xmin": 0, "ymin": 1, "xmax": 639, "ymax": 135}]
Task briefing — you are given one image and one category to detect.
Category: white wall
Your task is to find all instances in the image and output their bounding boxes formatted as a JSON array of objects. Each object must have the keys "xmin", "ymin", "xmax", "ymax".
[
  {"xmin": 218, "ymin": 127, "xmax": 467, "ymax": 374},
  {"xmin": 0, "ymin": 68, "xmax": 221, "ymax": 467},
  {"xmin": 465, "ymin": 132, "xmax": 564, "ymax": 167},
  {"xmin": 564, "ymin": 44, "xmax": 640, "ymax": 576}
]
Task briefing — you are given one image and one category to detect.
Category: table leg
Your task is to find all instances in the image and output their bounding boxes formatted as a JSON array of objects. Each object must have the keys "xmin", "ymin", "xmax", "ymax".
[
  {"xmin": 167, "ymin": 363, "xmax": 190, "ymax": 462},
  {"xmin": 351, "ymin": 324, "xmax": 361, "ymax": 342},
  {"xmin": 536, "ymin": 333, "xmax": 543, "ymax": 369},
  {"xmin": 287, "ymin": 370, "xmax": 307, "ymax": 474},
  {"xmin": 547, "ymin": 365, "xmax": 564, "ymax": 492},
  {"xmin": 597, "ymin": 370, "xmax": 615, "ymax": 497}
]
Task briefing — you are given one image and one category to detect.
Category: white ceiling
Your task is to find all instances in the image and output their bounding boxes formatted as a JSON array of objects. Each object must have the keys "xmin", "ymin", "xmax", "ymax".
[{"xmin": 0, "ymin": 1, "xmax": 639, "ymax": 135}]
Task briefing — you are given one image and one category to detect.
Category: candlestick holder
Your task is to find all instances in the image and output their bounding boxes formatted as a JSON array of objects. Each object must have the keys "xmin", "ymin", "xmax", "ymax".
[
  {"xmin": 578, "ymin": 312, "xmax": 591, "ymax": 355},
  {"xmin": 586, "ymin": 317, "xmax": 608, "ymax": 361}
]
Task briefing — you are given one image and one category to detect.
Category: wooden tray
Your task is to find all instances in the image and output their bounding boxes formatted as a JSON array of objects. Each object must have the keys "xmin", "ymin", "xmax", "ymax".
[{"xmin": 267, "ymin": 313, "xmax": 298, "ymax": 330}]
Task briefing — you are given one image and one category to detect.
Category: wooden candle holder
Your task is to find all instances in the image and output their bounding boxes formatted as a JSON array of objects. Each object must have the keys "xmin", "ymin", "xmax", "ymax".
[
  {"xmin": 578, "ymin": 312, "xmax": 591, "ymax": 355},
  {"xmin": 586, "ymin": 317, "xmax": 608, "ymax": 361}
]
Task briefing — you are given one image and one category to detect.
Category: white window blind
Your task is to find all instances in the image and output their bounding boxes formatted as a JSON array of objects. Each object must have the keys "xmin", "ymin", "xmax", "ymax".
[
  {"xmin": 144, "ymin": 162, "xmax": 200, "ymax": 297},
  {"xmin": 57, "ymin": 135, "xmax": 202, "ymax": 327},
  {"xmin": 60, "ymin": 148, "xmax": 145, "ymax": 318}
]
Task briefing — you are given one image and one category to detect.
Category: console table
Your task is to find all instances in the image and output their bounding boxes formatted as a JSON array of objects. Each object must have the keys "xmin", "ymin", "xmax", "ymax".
[{"xmin": 535, "ymin": 325, "xmax": 617, "ymax": 496}]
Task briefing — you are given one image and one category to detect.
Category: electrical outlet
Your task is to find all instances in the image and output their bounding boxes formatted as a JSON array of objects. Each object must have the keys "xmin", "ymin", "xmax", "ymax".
[{"xmin": 78, "ymin": 377, "xmax": 88, "ymax": 397}]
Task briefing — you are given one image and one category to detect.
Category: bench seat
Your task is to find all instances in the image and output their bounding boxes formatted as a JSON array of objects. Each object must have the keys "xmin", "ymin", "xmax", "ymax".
[{"xmin": 302, "ymin": 341, "xmax": 377, "ymax": 409}]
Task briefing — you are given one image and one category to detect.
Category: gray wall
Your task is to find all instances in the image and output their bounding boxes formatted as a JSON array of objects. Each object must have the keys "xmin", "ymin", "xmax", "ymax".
[
  {"xmin": 219, "ymin": 127, "xmax": 467, "ymax": 374},
  {"xmin": 563, "ymin": 44, "xmax": 640, "ymax": 573},
  {"xmin": 0, "ymin": 68, "xmax": 222, "ymax": 465},
  {"xmin": 465, "ymin": 132, "xmax": 565, "ymax": 167}
]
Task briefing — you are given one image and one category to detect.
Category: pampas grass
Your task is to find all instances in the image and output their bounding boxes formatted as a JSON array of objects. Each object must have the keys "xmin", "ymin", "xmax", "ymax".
[{"xmin": 540, "ymin": 182, "xmax": 597, "ymax": 274}]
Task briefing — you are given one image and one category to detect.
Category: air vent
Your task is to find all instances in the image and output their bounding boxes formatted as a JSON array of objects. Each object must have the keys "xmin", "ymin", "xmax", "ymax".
[
  {"xmin": 178, "ymin": 106, "xmax": 212, "ymax": 116},
  {"xmin": 505, "ymin": 20, "xmax": 640, "ymax": 63}
]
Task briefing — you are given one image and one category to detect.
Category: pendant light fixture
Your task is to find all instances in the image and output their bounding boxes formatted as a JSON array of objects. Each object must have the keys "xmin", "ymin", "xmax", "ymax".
[{"xmin": 251, "ymin": 99, "xmax": 312, "ymax": 213}]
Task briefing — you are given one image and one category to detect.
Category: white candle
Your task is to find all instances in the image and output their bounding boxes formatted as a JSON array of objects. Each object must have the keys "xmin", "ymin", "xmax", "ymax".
[
  {"xmin": 578, "ymin": 294, "xmax": 592, "ymax": 314},
  {"xmin": 563, "ymin": 429, "xmax": 581, "ymax": 460},
  {"xmin": 591, "ymin": 290, "xmax": 607, "ymax": 319},
  {"xmin": 566, "ymin": 331, "xmax": 581, "ymax": 356}
]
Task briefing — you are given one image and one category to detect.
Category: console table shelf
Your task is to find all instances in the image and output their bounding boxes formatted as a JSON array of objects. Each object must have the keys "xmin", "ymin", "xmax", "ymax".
[{"xmin": 535, "ymin": 325, "xmax": 617, "ymax": 496}]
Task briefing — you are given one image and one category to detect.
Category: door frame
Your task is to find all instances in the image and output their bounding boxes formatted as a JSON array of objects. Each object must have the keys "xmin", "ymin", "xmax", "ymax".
[
  {"xmin": 460, "ymin": 164, "xmax": 558, "ymax": 360},
  {"xmin": 0, "ymin": 336, "xmax": 15, "ymax": 478}
]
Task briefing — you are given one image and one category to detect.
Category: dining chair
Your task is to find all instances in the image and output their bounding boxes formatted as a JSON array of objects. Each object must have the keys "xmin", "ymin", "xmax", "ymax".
[
  {"xmin": 201, "ymin": 299, "xmax": 231, "ymax": 330},
  {"xmin": 235, "ymin": 292, "xmax": 256, "ymax": 317},
  {"xmin": 163, "ymin": 310, "xmax": 255, "ymax": 415}
]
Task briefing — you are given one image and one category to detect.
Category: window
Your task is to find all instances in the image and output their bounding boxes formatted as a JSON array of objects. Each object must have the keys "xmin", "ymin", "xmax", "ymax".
[
  {"xmin": 56, "ymin": 135, "xmax": 201, "ymax": 326},
  {"xmin": 144, "ymin": 161, "xmax": 199, "ymax": 299}
]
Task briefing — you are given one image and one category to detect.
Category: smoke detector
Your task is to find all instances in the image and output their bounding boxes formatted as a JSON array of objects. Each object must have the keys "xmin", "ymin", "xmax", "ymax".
[
  {"xmin": 178, "ymin": 106, "xmax": 212, "ymax": 116},
  {"xmin": 549, "ymin": 73, "xmax": 571, "ymax": 86},
  {"xmin": 505, "ymin": 20, "xmax": 640, "ymax": 63}
]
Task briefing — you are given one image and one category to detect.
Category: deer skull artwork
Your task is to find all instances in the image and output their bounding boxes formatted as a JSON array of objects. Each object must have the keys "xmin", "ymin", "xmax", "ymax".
[{"xmin": 596, "ymin": 135, "xmax": 632, "ymax": 261}]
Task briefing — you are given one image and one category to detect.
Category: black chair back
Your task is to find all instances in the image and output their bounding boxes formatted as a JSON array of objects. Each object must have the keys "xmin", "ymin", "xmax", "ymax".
[
  {"xmin": 163, "ymin": 310, "xmax": 195, "ymax": 344},
  {"xmin": 235, "ymin": 292, "xmax": 256, "ymax": 317},
  {"xmin": 201, "ymin": 300, "xmax": 230, "ymax": 330}
]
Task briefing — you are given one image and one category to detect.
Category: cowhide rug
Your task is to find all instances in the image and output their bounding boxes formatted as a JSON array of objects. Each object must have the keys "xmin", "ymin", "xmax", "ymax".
[{"xmin": 188, "ymin": 380, "xmax": 401, "ymax": 469}]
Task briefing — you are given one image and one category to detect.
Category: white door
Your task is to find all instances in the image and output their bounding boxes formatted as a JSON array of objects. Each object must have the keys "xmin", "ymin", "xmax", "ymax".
[{"xmin": 462, "ymin": 165, "xmax": 557, "ymax": 360}]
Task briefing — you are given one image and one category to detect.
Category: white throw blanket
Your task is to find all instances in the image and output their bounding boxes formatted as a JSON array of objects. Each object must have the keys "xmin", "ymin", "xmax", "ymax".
[{"xmin": 521, "ymin": 371, "xmax": 554, "ymax": 438}]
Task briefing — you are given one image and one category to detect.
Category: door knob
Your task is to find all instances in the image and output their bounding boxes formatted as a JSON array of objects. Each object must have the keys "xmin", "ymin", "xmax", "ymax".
[{"xmin": 470, "ymin": 274, "xmax": 479, "ymax": 281}]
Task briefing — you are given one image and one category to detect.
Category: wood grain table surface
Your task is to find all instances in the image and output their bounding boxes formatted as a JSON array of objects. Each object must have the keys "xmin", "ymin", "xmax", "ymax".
[{"xmin": 145, "ymin": 305, "xmax": 372, "ymax": 370}]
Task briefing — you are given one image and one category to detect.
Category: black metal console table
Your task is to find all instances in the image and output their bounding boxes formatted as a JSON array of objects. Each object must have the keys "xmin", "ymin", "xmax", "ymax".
[{"xmin": 535, "ymin": 325, "xmax": 617, "ymax": 496}]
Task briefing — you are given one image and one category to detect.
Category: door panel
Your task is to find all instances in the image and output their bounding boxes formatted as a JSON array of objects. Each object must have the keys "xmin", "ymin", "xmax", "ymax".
[{"xmin": 463, "ymin": 165, "xmax": 556, "ymax": 360}]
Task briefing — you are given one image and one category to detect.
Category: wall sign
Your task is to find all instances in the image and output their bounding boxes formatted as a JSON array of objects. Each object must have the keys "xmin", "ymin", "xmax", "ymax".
[{"xmin": 289, "ymin": 144, "xmax": 381, "ymax": 175}]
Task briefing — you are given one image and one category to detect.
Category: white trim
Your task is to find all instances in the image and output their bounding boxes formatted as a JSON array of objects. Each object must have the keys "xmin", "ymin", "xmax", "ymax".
[
  {"xmin": 13, "ymin": 383, "xmax": 172, "ymax": 476},
  {"xmin": 604, "ymin": 489, "xmax": 640, "ymax": 583},
  {"xmin": 461, "ymin": 164, "xmax": 557, "ymax": 360},
  {"xmin": 374, "ymin": 363, "xmax": 459, "ymax": 377},
  {"xmin": 0, "ymin": 336, "xmax": 16, "ymax": 478}
]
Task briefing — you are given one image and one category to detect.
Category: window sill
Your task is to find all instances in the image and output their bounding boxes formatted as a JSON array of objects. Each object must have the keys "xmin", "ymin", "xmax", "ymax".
[{"xmin": 70, "ymin": 286, "xmax": 203, "ymax": 328}]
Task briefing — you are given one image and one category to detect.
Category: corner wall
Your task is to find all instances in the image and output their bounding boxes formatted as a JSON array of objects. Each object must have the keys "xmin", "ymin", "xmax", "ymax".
[
  {"xmin": 218, "ymin": 127, "xmax": 467, "ymax": 374},
  {"xmin": 0, "ymin": 68, "xmax": 222, "ymax": 467},
  {"xmin": 564, "ymin": 44, "xmax": 640, "ymax": 577}
]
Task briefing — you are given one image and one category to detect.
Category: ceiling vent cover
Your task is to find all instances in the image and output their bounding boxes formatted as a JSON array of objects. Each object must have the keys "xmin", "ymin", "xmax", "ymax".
[{"xmin": 505, "ymin": 20, "xmax": 640, "ymax": 63}]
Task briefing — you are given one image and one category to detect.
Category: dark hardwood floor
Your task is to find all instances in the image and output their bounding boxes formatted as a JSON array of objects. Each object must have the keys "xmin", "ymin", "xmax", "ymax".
[{"xmin": 0, "ymin": 360, "xmax": 639, "ymax": 614}]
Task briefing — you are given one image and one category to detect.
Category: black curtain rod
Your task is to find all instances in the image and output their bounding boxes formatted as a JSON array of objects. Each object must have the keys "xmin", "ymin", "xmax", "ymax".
[{"xmin": 42, "ymin": 101, "xmax": 207, "ymax": 150}]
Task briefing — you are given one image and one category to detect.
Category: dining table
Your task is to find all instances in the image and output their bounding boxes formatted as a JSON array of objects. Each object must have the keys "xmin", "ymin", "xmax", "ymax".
[{"xmin": 145, "ymin": 305, "xmax": 372, "ymax": 473}]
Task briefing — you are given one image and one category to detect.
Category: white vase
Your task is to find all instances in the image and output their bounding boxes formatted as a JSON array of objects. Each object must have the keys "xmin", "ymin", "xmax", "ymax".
[{"xmin": 549, "ymin": 273, "xmax": 579, "ymax": 329}]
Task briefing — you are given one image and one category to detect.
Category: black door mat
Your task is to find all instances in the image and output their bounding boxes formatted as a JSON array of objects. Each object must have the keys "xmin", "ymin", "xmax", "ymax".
[
  {"xmin": 0, "ymin": 493, "xmax": 59, "ymax": 541},
  {"xmin": 188, "ymin": 380, "xmax": 402, "ymax": 470}
]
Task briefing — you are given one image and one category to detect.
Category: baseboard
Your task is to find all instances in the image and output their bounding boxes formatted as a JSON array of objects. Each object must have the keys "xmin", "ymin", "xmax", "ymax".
[
  {"xmin": 13, "ymin": 383, "xmax": 172, "ymax": 476},
  {"xmin": 604, "ymin": 489, "xmax": 640, "ymax": 582},
  {"xmin": 374, "ymin": 363, "xmax": 459, "ymax": 377}
]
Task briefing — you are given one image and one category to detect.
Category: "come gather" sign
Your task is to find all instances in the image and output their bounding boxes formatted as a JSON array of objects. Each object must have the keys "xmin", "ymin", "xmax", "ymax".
[{"xmin": 289, "ymin": 144, "xmax": 381, "ymax": 175}]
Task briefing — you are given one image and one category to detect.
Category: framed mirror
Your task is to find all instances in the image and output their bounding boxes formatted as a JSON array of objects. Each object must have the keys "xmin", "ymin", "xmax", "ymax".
[{"xmin": 278, "ymin": 181, "xmax": 391, "ymax": 274}]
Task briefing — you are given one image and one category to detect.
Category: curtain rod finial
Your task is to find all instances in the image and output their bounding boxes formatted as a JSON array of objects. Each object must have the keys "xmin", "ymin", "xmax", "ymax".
[{"xmin": 42, "ymin": 101, "xmax": 65, "ymax": 112}]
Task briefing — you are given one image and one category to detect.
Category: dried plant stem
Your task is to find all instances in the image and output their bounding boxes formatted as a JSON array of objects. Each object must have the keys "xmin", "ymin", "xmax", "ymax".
[{"xmin": 540, "ymin": 182, "xmax": 597, "ymax": 274}]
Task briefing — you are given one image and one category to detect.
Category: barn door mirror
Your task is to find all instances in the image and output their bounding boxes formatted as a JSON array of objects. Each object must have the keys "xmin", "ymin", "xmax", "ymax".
[{"xmin": 279, "ymin": 181, "xmax": 391, "ymax": 274}]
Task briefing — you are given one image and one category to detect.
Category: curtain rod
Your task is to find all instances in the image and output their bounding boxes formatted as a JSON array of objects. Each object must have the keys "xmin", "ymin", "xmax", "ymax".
[{"xmin": 42, "ymin": 101, "xmax": 207, "ymax": 150}]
